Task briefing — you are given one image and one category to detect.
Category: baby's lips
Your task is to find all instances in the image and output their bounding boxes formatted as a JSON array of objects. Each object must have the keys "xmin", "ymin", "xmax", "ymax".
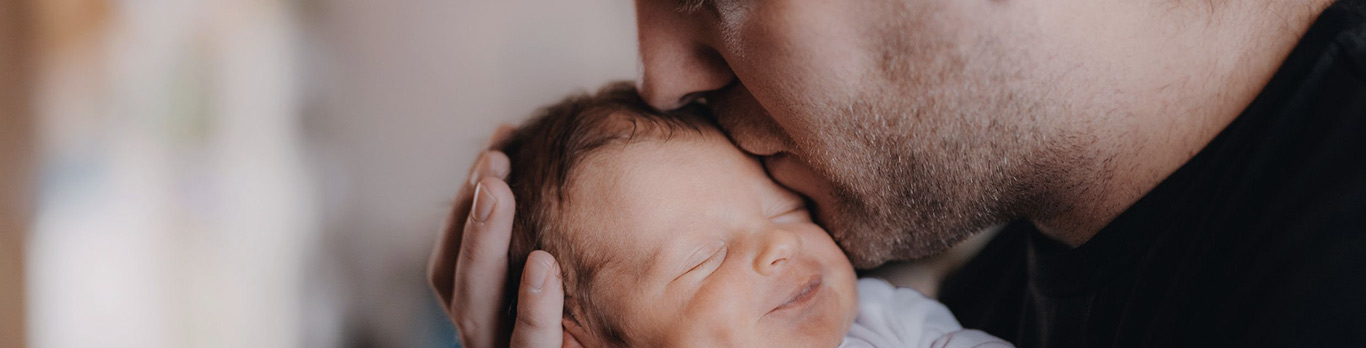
[{"xmin": 767, "ymin": 270, "xmax": 824, "ymax": 316}]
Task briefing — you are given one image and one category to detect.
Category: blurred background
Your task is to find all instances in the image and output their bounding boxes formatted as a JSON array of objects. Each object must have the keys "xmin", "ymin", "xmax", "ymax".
[
  {"xmin": 1, "ymin": 0, "xmax": 639, "ymax": 347},
  {"xmin": 0, "ymin": 1, "xmax": 991, "ymax": 347}
]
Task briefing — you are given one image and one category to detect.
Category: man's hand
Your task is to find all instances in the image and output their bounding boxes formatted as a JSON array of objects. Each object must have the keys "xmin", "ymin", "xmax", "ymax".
[{"xmin": 428, "ymin": 126, "xmax": 566, "ymax": 348}]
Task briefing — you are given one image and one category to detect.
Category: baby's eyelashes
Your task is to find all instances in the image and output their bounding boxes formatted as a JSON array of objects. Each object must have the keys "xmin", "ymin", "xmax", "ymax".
[
  {"xmin": 672, "ymin": 242, "xmax": 726, "ymax": 283},
  {"xmin": 673, "ymin": 242, "xmax": 728, "ymax": 283},
  {"xmin": 763, "ymin": 190, "xmax": 812, "ymax": 222},
  {"xmin": 770, "ymin": 206, "xmax": 813, "ymax": 224}
]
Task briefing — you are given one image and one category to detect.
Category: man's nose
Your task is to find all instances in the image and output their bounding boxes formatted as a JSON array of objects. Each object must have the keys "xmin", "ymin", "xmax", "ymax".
[
  {"xmin": 635, "ymin": 0, "xmax": 734, "ymax": 110},
  {"xmin": 754, "ymin": 228, "xmax": 801, "ymax": 276}
]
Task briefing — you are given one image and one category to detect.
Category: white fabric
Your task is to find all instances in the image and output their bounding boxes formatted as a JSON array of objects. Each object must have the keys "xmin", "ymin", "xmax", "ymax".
[{"xmin": 839, "ymin": 278, "xmax": 1014, "ymax": 348}]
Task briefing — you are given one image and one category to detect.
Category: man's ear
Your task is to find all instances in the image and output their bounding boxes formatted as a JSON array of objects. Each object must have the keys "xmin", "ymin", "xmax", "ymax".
[{"xmin": 562, "ymin": 317, "xmax": 592, "ymax": 348}]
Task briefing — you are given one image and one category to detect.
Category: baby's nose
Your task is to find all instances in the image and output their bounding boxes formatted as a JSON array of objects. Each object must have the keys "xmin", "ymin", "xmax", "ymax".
[{"xmin": 754, "ymin": 228, "xmax": 802, "ymax": 276}]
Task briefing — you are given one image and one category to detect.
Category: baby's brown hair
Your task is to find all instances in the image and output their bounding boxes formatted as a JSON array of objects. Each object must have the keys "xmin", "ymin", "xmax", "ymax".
[{"xmin": 496, "ymin": 81, "xmax": 715, "ymax": 346}]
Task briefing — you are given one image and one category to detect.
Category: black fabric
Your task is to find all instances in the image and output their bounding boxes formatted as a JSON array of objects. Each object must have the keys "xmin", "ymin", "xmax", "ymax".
[{"xmin": 938, "ymin": 1, "xmax": 1366, "ymax": 347}]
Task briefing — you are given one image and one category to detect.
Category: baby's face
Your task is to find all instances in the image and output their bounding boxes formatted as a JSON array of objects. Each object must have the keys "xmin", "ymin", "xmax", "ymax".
[{"xmin": 563, "ymin": 125, "xmax": 857, "ymax": 347}]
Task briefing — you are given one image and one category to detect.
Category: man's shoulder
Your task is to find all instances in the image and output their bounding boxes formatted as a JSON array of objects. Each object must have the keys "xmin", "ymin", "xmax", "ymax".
[
  {"xmin": 1317, "ymin": 0, "xmax": 1366, "ymax": 79},
  {"xmin": 1229, "ymin": 0, "xmax": 1366, "ymax": 224}
]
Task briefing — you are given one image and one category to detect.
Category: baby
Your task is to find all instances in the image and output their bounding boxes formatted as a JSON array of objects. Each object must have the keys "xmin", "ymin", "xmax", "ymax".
[{"xmin": 497, "ymin": 82, "xmax": 1012, "ymax": 348}]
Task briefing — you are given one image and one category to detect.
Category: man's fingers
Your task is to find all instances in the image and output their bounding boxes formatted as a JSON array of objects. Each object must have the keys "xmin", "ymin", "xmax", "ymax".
[
  {"xmin": 428, "ymin": 165, "xmax": 477, "ymax": 315},
  {"xmin": 451, "ymin": 176, "xmax": 518, "ymax": 348},
  {"xmin": 470, "ymin": 150, "xmax": 511, "ymax": 187},
  {"xmin": 428, "ymin": 150, "xmax": 511, "ymax": 316},
  {"xmin": 510, "ymin": 250, "xmax": 565, "ymax": 348},
  {"xmin": 425, "ymin": 126, "xmax": 521, "ymax": 347},
  {"xmin": 490, "ymin": 123, "xmax": 518, "ymax": 147}
]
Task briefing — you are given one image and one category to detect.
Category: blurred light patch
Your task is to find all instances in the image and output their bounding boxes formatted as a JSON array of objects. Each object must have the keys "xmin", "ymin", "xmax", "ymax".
[
  {"xmin": 24, "ymin": 0, "xmax": 639, "ymax": 347},
  {"xmin": 29, "ymin": 0, "xmax": 314, "ymax": 347}
]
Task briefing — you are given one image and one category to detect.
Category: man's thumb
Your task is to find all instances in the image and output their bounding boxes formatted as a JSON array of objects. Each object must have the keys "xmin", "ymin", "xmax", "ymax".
[{"xmin": 509, "ymin": 250, "xmax": 565, "ymax": 348}]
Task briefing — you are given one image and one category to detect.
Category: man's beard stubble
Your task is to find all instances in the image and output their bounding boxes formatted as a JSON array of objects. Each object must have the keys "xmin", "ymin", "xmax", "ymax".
[
  {"xmin": 789, "ymin": 85, "xmax": 1074, "ymax": 269},
  {"xmin": 787, "ymin": 11, "xmax": 1104, "ymax": 268}
]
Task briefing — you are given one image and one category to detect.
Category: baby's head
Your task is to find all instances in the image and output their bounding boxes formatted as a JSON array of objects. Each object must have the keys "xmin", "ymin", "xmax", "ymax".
[{"xmin": 499, "ymin": 82, "xmax": 857, "ymax": 347}]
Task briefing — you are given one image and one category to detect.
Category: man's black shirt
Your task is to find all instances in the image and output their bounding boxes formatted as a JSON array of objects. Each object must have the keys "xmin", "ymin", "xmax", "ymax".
[{"xmin": 938, "ymin": 1, "xmax": 1366, "ymax": 347}]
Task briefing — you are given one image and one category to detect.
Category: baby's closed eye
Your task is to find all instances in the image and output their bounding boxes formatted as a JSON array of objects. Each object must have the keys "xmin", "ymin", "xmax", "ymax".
[
  {"xmin": 770, "ymin": 205, "xmax": 812, "ymax": 224},
  {"xmin": 674, "ymin": 243, "xmax": 727, "ymax": 283}
]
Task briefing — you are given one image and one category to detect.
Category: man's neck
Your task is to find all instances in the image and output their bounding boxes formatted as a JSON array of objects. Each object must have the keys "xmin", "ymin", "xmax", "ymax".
[{"xmin": 1030, "ymin": 0, "xmax": 1337, "ymax": 246}]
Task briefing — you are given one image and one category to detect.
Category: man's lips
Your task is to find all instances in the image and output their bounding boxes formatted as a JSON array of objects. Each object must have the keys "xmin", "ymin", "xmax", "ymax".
[{"xmin": 769, "ymin": 275, "xmax": 823, "ymax": 315}]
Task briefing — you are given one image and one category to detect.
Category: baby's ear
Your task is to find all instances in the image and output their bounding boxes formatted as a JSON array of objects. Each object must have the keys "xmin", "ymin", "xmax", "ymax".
[{"xmin": 562, "ymin": 317, "xmax": 590, "ymax": 348}]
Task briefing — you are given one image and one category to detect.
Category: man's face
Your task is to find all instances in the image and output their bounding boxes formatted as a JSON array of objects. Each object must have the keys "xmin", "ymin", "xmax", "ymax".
[{"xmin": 636, "ymin": 0, "xmax": 1081, "ymax": 267}]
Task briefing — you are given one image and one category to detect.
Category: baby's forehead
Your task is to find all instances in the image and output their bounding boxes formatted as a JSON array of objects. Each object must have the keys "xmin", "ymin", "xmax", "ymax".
[
  {"xmin": 571, "ymin": 120, "xmax": 730, "ymax": 179},
  {"xmin": 557, "ymin": 135, "xmax": 727, "ymax": 227},
  {"xmin": 562, "ymin": 138, "xmax": 705, "ymax": 222},
  {"xmin": 562, "ymin": 130, "xmax": 760, "ymax": 234},
  {"xmin": 572, "ymin": 131, "xmax": 734, "ymax": 193}
]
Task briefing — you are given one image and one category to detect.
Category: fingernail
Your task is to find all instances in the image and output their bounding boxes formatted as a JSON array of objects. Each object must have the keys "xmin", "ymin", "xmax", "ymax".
[
  {"xmin": 469, "ymin": 152, "xmax": 488, "ymax": 187},
  {"xmin": 471, "ymin": 182, "xmax": 495, "ymax": 223},
  {"xmin": 527, "ymin": 256, "xmax": 551, "ymax": 293},
  {"xmin": 489, "ymin": 153, "xmax": 510, "ymax": 180}
]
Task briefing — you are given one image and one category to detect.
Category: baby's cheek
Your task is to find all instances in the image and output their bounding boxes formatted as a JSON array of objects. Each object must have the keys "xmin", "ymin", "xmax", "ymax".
[
  {"xmin": 653, "ymin": 306, "xmax": 746, "ymax": 347},
  {"xmin": 668, "ymin": 280, "xmax": 759, "ymax": 345},
  {"xmin": 801, "ymin": 223, "xmax": 861, "ymax": 339},
  {"xmin": 797, "ymin": 224, "xmax": 853, "ymax": 268},
  {"xmin": 688, "ymin": 281, "xmax": 755, "ymax": 322},
  {"xmin": 600, "ymin": 282, "xmax": 674, "ymax": 344}
]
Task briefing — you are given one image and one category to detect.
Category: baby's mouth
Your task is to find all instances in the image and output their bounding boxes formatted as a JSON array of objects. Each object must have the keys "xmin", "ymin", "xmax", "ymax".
[{"xmin": 770, "ymin": 275, "xmax": 823, "ymax": 315}]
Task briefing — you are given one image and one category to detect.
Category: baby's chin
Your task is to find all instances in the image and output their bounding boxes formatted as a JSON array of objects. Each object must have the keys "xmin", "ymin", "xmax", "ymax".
[{"xmin": 775, "ymin": 266, "xmax": 859, "ymax": 348}]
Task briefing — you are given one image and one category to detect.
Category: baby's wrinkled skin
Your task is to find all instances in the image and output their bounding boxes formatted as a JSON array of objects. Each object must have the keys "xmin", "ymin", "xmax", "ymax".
[{"xmin": 561, "ymin": 122, "xmax": 858, "ymax": 347}]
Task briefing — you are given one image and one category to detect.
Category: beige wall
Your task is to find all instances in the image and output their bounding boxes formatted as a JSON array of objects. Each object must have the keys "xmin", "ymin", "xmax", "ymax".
[
  {"xmin": 0, "ymin": 0, "xmax": 32, "ymax": 347},
  {"xmin": 20, "ymin": 1, "xmax": 641, "ymax": 347},
  {"xmin": 303, "ymin": 1, "xmax": 639, "ymax": 345},
  {"xmin": 27, "ymin": 1, "xmax": 314, "ymax": 347}
]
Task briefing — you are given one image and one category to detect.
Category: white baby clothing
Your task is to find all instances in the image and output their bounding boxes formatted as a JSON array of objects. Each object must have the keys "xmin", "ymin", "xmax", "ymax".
[{"xmin": 840, "ymin": 278, "xmax": 1013, "ymax": 348}]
